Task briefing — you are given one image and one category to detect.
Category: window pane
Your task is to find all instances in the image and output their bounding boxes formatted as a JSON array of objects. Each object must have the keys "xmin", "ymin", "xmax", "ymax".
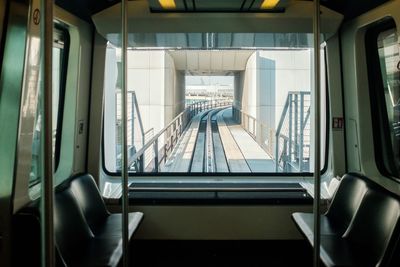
[
  {"xmin": 29, "ymin": 43, "xmax": 65, "ymax": 185},
  {"xmin": 103, "ymin": 33, "xmax": 327, "ymax": 175},
  {"xmin": 377, "ymin": 28, "xmax": 400, "ymax": 176}
]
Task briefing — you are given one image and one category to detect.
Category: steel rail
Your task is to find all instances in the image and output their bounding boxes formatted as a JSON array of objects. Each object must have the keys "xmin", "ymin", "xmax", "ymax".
[
  {"xmin": 312, "ymin": 0, "xmax": 322, "ymax": 266},
  {"xmin": 205, "ymin": 110, "xmax": 217, "ymax": 172},
  {"xmin": 121, "ymin": 0, "xmax": 129, "ymax": 266},
  {"xmin": 41, "ymin": 0, "xmax": 55, "ymax": 265}
]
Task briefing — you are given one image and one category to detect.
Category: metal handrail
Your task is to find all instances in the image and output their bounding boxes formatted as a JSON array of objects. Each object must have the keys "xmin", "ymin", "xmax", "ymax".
[
  {"xmin": 128, "ymin": 100, "xmax": 232, "ymax": 172},
  {"xmin": 275, "ymin": 91, "xmax": 311, "ymax": 172}
]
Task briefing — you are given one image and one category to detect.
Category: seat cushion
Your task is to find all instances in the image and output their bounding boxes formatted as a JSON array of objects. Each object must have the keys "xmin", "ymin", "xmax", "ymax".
[
  {"xmin": 292, "ymin": 213, "xmax": 343, "ymax": 244},
  {"xmin": 93, "ymin": 212, "xmax": 144, "ymax": 238}
]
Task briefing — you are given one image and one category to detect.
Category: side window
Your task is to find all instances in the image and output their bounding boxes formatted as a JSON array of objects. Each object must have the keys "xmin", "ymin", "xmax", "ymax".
[
  {"xmin": 367, "ymin": 22, "xmax": 400, "ymax": 178},
  {"xmin": 29, "ymin": 27, "xmax": 69, "ymax": 186}
]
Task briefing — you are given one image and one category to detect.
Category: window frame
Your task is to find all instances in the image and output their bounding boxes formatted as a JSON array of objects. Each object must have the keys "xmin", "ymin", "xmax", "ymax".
[
  {"xmin": 365, "ymin": 18, "xmax": 400, "ymax": 180},
  {"xmin": 101, "ymin": 47, "xmax": 330, "ymax": 178},
  {"xmin": 28, "ymin": 25, "xmax": 70, "ymax": 187},
  {"xmin": 53, "ymin": 26, "xmax": 70, "ymax": 170}
]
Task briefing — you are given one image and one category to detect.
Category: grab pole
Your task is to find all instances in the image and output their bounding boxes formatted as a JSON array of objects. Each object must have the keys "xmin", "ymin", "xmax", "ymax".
[
  {"xmin": 312, "ymin": 0, "xmax": 322, "ymax": 267},
  {"xmin": 40, "ymin": 0, "xmax": 54, "ymax": 266},
  {"xmin": 121, "ymin": 0, "xmax": 130, "ymax": 266}
]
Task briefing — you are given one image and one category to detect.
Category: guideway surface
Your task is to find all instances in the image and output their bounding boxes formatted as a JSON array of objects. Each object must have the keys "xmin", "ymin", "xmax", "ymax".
[
  {"xmin": 221, "ymin": 108, "xmax": 275, "ymax": 172},
  {"xmin": 162, "ymin": 107, "xmax": 275, "ymax": 173}
]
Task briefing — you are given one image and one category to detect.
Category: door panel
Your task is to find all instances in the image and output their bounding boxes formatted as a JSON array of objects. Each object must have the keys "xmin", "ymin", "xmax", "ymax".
[{"xmin": 0, "ymin": 0, "xmax": 29, "ymax": 266}]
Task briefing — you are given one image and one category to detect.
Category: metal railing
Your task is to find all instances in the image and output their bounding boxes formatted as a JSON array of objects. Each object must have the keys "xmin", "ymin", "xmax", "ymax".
[
  {"xmin": 116, "ymin": 91, "xmax": 147, "ymax": 171},
  {"xmin": 275, "ymin": 91, "xmax": 311, "ymax": 172},
  {"xmin": 232, "ymin": 107, "xmax": 275, "ymax": 158},
  {"xmin": 129, "ymin": 99, "xmax": 232, "ymax": 173}
]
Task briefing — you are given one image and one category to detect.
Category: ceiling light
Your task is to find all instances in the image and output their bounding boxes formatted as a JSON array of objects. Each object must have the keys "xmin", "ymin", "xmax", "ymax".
[
  {"xmin": 260, "ymin": 0, "xmax": 280, "ymax": 9},
  {"xmin": 158, "ymin": 0, "xmax": 176, "ymax": 9}
]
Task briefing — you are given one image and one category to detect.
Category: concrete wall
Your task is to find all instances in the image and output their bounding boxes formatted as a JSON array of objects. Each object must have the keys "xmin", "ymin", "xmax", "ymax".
[
  {"xmin": 104, "ymin": 49, "xmax": 185, "ymax": 172},
  {"xmin": 126, "ymin": 50, "xmax": 185, "ymax": 140},
  {"xmin": 234, "ymin": 49, "xmax": 312, "ymax": 157},
  {"xmin": 235, "ymin": 49, "xmax": 312, "ymax": 130}
]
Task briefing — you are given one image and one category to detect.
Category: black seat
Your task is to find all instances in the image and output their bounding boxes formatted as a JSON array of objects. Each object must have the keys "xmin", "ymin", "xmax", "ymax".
[
  {"xmin": 69, "ymin": 174, "xmax": 143, "ymax": 238},
  {"xmin": 12, "ymin": 174, "xmax": 143, "ymax": 267},
  {"xmin": 292, "ymin": 173, "xmax": 400, "ymax": 267},
  {"xmin": 292, "ymin": 173, "xmax": 368, "ymax": 243},
  {"xmin": 319, "ymin": 190, "xmax": 400, "ymax": 267}
]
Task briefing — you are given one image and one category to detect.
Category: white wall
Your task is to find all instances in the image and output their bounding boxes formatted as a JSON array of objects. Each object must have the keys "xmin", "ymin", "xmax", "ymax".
[
  {"xmin": 234, "ymin": 49, "xmax": 312, "ymax": 157},
  {"xmin": 127, "ymin": 50, "xmax": 185, "ymax": 140},
  {"xmin": 258, "ymin": 50, "xmax": 311, "ymax": 129},
  {"xmin": 236, "ymin": 49, "xmax": 312, "ymax": 130}
]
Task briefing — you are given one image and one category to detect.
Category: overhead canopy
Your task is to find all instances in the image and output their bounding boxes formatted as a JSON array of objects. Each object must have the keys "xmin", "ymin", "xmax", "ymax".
[
  {"xmin": 168, "ymin": 50, "xmax": 255, "ymax": 75},
  {"xmin": 107, "ymin": 32, "xmax": 313, "ymax": 49},
  {"xmin": 92, "ymin": 0, "xmax": 343, "ymax": 46}
]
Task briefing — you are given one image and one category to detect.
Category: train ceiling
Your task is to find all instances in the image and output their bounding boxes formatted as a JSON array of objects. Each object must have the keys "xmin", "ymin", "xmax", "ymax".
[{"xmin": 55, "ymin": 0, "xmax": 390, "ymax": 23}]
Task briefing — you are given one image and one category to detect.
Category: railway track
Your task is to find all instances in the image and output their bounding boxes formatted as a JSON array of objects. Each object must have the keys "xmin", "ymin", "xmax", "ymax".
[{"xmin": 190, "ymin": 108, "xmax": 230, "ymax": 173}]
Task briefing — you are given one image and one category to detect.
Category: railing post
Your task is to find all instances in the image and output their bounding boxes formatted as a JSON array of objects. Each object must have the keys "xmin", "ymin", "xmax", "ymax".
[
  {"xmin": 299, "ymin": 93, "xmax": 305, "ymax": 171},
  {"xmin": 131, "ymin": 92, "xmax": 134, "ymax": 148},
  {"xmin": 288, "ymin": 94, "xmax": 293, "ymax": 165},
  {"xmin": 294, "ymin": 93, "xmax": 299, "ymax": 160},
  {"xmin": 154, "ymin": 139, "xmax": 159, "ymax": 172},
  {"xmin": 275, "ymin": 136, "xmax": 280, "ymax": 172},
  {"xmin": 283, "ymin": 139, "xmax": 288, "ymax": 172}
]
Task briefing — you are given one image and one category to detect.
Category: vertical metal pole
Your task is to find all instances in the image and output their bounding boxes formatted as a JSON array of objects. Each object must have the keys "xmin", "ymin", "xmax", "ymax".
[
  {"xmin": 121, "ymin": 0, "xmax": 129, "ymax": 266},
  {"xmin": 299, "ymin": 93, "xmax": 305, "ymax": 172},
  {"xmin": 40, "ymin": 0, "xmax": 54, "ymax": 266},
  {"xmin": 313, "ymin": 0, "xmax": 321, "ymax": 266}
]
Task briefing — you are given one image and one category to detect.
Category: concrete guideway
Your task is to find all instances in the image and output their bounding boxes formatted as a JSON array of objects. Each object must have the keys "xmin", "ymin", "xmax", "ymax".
[
  {"xmin": 216, "ymin": 109, "xmax": 251, "ymax": 172},
  {"xmin": 163, "ymin": 107, "xmax": 275, "ymax": 173},
  {"xmin": 162, "ymin": 110, "xmax": 210, "ymax": 172},
  {"xmin": 221, "ymin": 109, "xmax": 275, "ymax": 172}
]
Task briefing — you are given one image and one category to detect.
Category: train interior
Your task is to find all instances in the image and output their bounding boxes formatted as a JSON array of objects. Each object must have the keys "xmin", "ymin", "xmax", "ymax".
[{"xmin": 0, "ymin": 0, "xmax": 400, "ymax": 266}]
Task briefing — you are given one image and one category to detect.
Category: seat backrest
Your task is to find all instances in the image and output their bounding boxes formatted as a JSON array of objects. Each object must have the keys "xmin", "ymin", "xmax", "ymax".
[
  {"xmin": 70, "ymin": 174, "xmax": 109, "ymax": 228},
  {"xmin": 325, "ymin": 173, "xmax": 369, "ymax": 233},
  {"xmin": 344, "ymin": 190, "xmax": 400, "ymax": 266},
  {"xmin": 54, "ymin": 188, "xmax": 94, "ymax": 264}
]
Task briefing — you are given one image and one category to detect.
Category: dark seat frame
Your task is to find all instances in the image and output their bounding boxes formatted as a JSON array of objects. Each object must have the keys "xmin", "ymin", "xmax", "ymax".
[
  {"xmin": 292, "ymin": 173, "xmax": 400, "ymax": 267},
  {"xmin": 13, "ymin": 174, "xmax": 143, "ymax": 267}
]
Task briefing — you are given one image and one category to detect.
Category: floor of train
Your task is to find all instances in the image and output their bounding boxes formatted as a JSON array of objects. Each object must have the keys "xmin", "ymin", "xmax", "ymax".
[{"xmin": 131, "ymin": 240, "xmax": 312, "ymax": 267}]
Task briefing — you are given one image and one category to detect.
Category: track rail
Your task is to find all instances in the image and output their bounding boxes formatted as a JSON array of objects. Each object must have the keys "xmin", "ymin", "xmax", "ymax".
[{"xmin": 190, "ymin": 108, "xmax": 229, "ymax": 173}]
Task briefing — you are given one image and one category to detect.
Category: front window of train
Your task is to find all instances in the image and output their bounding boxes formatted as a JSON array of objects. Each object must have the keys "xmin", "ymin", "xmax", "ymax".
[{"xmin": 103, "ymin": 33, "xmax": 327, "ymax": 175}]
